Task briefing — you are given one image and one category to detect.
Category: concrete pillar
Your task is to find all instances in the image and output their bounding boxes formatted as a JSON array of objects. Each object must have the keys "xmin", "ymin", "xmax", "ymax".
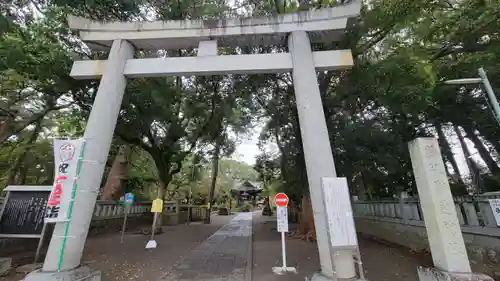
[
  {"xmin": 43, "ymin": 40, "xmax": 134, "ymax": 272},
  {"xmin": 175, "ymin": 198, "xmax": 181, "ymax": 224},
  {"xmin": 409, "ymin": 138, "xmax": 470, "ymax": 272},
  {"xmin": 408, "ymin": 138, "xmax": 493, "ymax": 281},
  {"xmin": 399, "ymin": 191, "xmax": 410, "ymax": 223},
  {"xmin": 288, "ymin": 31, "xmax": 356, "ymax": 280}
]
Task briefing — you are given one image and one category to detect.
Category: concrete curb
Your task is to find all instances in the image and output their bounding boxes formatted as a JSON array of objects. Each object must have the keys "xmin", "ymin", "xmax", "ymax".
[{"xmin": 245, "ymin": 213, "xmax": 254, "ymax": 281}]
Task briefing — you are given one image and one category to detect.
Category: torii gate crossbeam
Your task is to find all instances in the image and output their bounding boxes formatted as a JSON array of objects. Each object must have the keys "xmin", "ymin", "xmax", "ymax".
[{"xmin": 23, "ymin": 3, "xmax": 362, "ymax": 281}]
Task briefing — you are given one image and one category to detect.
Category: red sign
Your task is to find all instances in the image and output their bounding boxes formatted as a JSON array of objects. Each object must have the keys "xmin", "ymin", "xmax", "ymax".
[{"xmin": 274, "ymin": 193, "xmax": 289, "ymax": 207}]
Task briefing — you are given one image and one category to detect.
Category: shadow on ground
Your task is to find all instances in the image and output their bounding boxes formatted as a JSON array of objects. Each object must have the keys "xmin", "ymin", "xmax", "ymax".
[{"xmin": 251, "ymin": 213, "xmax": 432, "ymax": 281}]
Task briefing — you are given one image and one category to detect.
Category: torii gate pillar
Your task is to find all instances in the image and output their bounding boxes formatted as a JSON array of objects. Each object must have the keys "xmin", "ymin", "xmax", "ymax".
[
  {"xmin": 288, "ymin": 30, "xmax": 357, "ymax": 280},
  {"xmin": 24, "ymin": 3, "xmax": 362, "ymax": 281}
]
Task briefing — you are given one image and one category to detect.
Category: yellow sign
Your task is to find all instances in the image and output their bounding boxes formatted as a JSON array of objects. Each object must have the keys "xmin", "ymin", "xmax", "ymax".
[{"xmin": 151, "ymin": 198, "xmax": 163, "ymax": 213}]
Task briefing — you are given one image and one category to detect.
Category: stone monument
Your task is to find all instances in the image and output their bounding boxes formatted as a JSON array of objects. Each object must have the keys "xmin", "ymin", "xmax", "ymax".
[{"xmin": 409, "ymin": 138, "xmax": 493, "ymax": 281}]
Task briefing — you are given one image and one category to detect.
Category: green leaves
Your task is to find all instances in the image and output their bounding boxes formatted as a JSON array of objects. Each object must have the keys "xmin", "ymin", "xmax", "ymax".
[{"xmin": 1, "ymin": 0, "xmax": 499, "ymax": 201}]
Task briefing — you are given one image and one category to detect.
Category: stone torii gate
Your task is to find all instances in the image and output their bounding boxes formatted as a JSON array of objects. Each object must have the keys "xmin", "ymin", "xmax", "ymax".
[{"xmin": 24, "ymin": 3, "xmax": 361, "ymax": 281}]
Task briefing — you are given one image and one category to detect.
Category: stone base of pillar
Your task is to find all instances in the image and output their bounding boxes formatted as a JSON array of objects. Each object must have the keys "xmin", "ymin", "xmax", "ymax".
[
  {"xmin": 0, "ymin": 257, "xmax": 12, "ymax": 276},
  {"xmin": 23, "ymin": 265, "xmax": 101, "ymax": 281},
  {"xmin": 309, "ymin": 271, "xmax": 366, "ymax": 281},
  {"xmin": 417, "ymin": 266, "xmax": 493, "ymax": 281}
]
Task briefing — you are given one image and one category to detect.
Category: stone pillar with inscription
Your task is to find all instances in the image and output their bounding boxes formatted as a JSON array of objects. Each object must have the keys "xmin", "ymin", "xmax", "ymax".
[{"xmin": 408, "ymin": 138, "xmax": 493, "ymax": 281}]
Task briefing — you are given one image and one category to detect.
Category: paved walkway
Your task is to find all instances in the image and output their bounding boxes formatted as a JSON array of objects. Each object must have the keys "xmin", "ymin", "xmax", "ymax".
[
  {"xmin": 159, "ymin": 212, "xmax": 253, "ymax": 281},
  {"xmin": 4, "ymin": 212, "xmax": 457, "ymax": 281}
]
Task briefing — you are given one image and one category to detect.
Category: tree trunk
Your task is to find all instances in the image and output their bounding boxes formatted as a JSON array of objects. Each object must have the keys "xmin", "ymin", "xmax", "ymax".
[
  {"xmin": 473, "ymin": 124, "xmax": 500, "ymax": 156},
  {"xmin": 100, "ymin": 145, "xmax": 133, "ymax": 200},
  {"xmin": 154, "ymin": 181, "xmax": 168, "ymax": 233},
  {"xmin": 296, "ymin": 193, "xmax": 315, "ymax": 241},
  {"xmin": 435, "ymin": 122, "xmax": 464, "ymax": 184},
  {"xmin": 454, "ymin": 125, "xmax": 471, "ymax": 160},
  {"xmin": 0, "ymin": 115, "xmax": 14, "ymax": 146},
  {"xmin": 355, "ymin": 171, "xmax": 368, "ymax": 200},
  {"xmin": 454, "ymin": 125, "xmax": 483, "ymax": 192},
  {"xmin": 361, "ymin": 171, "xmax": 374, "ymax": 200},
  {"xmin": 274, "ymin": 130, "xmax": 289, "ymax": 181},
  {"xmin": 205, "ymin": 139, "xmax": 222, "ymax": 224},
  {"xmin": 462, "ymin": 124, "xmax": 500, "ymax": 174}
]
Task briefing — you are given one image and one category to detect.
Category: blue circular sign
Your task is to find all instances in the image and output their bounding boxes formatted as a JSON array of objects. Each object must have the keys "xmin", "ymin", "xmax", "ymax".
[{"xmin": 124, "ymin": 193, "xmax": 135, "ymax": 206}]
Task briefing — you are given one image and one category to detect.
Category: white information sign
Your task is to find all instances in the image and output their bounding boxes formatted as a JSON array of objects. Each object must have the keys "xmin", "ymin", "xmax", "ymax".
[
  {"xmin": 276, "ymin": 206, "xmax": 289, "ymax": 233},
  {"xmin": 44, "ymin": 139, "xmax": 85, "ymax": 223},
  {"xmin": 488, "ymin": 199, "xmax": 500, "ymax": 226},
  {"xmin": 321, "ymin": 177, "xmax": 358, "ymax": 249}
]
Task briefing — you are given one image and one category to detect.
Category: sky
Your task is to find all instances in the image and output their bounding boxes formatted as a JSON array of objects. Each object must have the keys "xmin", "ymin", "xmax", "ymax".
[
  {"xmin": 231, "ymin": 125, "xmax": 278, "ymax": 165},
  {"xmin": 233, "ymin": 132, "xmax": 261, "ymax": 165}
]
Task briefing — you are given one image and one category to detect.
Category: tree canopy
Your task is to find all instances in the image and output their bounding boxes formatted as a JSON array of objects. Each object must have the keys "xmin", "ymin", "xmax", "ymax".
[{"xmin": 1, "ymin": 0, "xmax": 500, "ymax": 217}]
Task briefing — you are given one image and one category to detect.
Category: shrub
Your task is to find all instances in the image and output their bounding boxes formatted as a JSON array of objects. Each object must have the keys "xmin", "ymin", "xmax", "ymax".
[
  {"xmin": 262, "ymin": 205, "xmax": 273, "ymax": 216},
  {"xmin": 237, "ymin": 202, "xmax": 252, "ymax": 212},
  {"xmin": 218, "ymin": 207, "xmax": 230, "ymax": 215}
]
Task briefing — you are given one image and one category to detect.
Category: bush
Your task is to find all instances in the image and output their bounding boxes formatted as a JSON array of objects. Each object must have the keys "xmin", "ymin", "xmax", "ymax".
[
  {"xmin": 262, "ymin": 205, "xmax": 273, "ymax": 216},
  {"xmin": 237, "ymin": 202, "xmax": 252, "ymax": 212},
  {"xmin": 218, "ymin": 207, "xmax": 230, "ymax": 215},
  {"xmin": 482, "ymin": 174, "xmax": 500, "ymax": 192}
]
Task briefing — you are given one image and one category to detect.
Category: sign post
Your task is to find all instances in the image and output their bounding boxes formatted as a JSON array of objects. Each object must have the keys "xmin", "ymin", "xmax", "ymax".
[
  {"xmin": 121, "ymin": 192, "xmax": 134, "ymax": 243},
  {"xmin": 272, "ymin": 193, "xmax": 297, "ymax": 275},
  {"xmin": 146, "ymin": 198, "xmax": 163, "ymax": 249}
]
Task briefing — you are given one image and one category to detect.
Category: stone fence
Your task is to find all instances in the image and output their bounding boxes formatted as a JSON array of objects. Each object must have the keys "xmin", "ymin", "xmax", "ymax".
[
  {"xmin": 0, "ymin": 198, "xmax": 208, "ymax": 255},
  {"xmin": 353, "ymin": 197, "xmax": 500, "ymax": 266}
]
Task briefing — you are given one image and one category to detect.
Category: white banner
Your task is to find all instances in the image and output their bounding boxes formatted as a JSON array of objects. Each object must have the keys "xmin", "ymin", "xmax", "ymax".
[{"xmin": 44, "ymin": 139, "xmax": 85, "ymax": 223}]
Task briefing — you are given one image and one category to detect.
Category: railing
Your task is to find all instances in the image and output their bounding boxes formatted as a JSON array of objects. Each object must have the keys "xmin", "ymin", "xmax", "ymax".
[
  {"xmin": 162, "ymin": 199, "xmax": 209, "ymax": 223},
  {"xmin": 92, "ymin": 200, "xmax": 151, "ymax": 220},
  {"xmin": 0, "ymin": 197, "xmax": 207, "ymax": 223},
  {"xmin": 352, "ymin": 195, "xmax": 500, "ymax": 237},
  {"xmin": 0, "ymin": 197, "xmax": 152, "ymax": 221}
]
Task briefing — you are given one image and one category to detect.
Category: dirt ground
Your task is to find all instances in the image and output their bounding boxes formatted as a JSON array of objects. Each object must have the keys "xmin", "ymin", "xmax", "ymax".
[
  {"xmin": 4, "ymin": 212, "xmax": 499, "ymax": 281},
  {"xmin": 251, "ymin": 213, "xmax": 432, "ymax": 281},
  {"xmin": 1, "ymin": 214, "xmax": 235, "ymax": 281}
]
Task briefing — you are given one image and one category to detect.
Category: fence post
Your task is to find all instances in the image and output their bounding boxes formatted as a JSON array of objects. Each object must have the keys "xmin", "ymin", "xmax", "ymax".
[
  {"xmin": 399, "ymin": 191, "xmax": 410, "ymax": 223},
  {"xmin": 175, "ymin": 199, "xmax": 181, "ymax": 225}
]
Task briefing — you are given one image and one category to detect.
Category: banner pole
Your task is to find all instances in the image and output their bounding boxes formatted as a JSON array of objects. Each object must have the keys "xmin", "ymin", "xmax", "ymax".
[{"xmin": 34, "ymin": 223, "xmax": 48, "ymax": 264}]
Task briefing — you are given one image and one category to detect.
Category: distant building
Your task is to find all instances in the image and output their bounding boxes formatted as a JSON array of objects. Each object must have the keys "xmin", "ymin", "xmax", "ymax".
[{"xmin": 231, "ymin": 180, "xmax": 262, "ymax": 204}]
